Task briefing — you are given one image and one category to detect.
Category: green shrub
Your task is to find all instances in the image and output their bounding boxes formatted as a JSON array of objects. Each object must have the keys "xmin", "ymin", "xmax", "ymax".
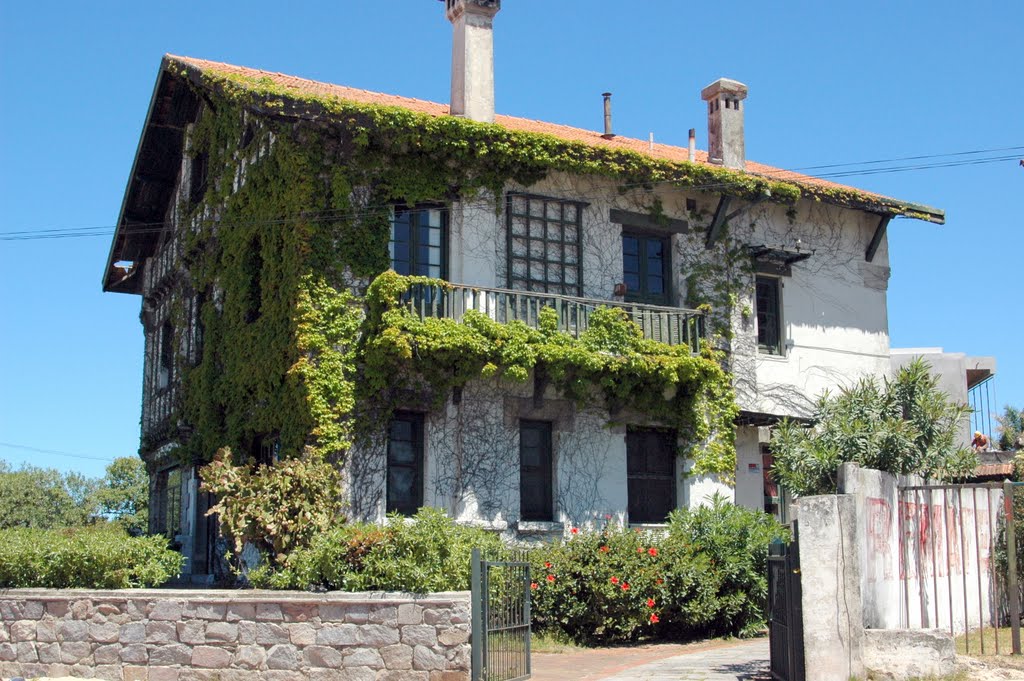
[
  {"xmin": 250, "ymin": 507, "xmax": 503, "ymax": 592},
  {"xmin": 0, "ymin": 525, "xmax": 183, "ymax": 588},
  {"xmin": 529, "ymin": 497, "xmax": 786, "ymax": 645}
]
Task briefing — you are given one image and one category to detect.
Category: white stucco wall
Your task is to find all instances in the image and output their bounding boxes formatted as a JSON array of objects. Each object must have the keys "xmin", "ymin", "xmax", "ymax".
[
  {"xmin": 838, "ymin": 463, "xmax": 999, "ymax": 632},
  {"xmin": 450, "ymin": 171, "xmax": 892, "ymax": 424}
]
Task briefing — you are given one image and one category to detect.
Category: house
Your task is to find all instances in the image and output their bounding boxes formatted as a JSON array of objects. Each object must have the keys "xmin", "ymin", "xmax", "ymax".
[
  {"xmin": 890, "ymin": 348, "xmax": 997, "ymax": 449},
  {"xmin": 103, "ymin": 0, "xmax": 944, "ymax": 579}
]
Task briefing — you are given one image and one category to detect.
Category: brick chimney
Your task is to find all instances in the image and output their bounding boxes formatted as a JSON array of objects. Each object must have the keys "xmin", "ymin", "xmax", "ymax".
[
  {"xmin": 445, "ymin": 0, "xmax": 501, "ymax": 123},
  {"xmin": 701, "ymin": 78, "xmax": 748, "ymax": 170}
]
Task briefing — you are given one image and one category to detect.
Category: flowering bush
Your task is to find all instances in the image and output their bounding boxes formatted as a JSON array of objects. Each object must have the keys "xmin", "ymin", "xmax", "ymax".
[{"xmin": 529, "ymin": 498, "xmax": 786, "ymax": 644}]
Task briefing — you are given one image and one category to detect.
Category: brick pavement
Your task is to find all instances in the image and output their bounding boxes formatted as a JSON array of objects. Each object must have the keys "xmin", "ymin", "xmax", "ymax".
[{"xmin": 531, "ymin": 637, "xmax": 770, "ymax": 681}]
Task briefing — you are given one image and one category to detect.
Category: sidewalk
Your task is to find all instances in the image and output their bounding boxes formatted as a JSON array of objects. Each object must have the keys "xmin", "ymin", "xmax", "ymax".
[{"xmin": 531, "ymin": 637, "xmax": 769, "ymax": 681}]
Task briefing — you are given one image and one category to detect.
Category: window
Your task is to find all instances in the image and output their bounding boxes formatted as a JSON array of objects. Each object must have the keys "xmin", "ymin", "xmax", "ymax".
[
  {"xmin": 626, "ymin": 428, "xmax": 676, "ymax": 523},
  {"xmin": 189, "ymin": 152, "xmax": 208, "ymax": 208},
  {"xmin": 519, "ymin": 420, "xmax": 553, "ymax": 521},
  {"xmin": 507, "ymin": 194, "xmax": 583, "ymax": 296},
  {"xmin": 622, "ymin": 231, "xmax": 669, "ymax": 305},
  {"xmin": 756, "ymin": 276, "xmax": 782, "ymax": 355},
  {"xmin": 245, "ymin": 236, "xmax": 262, "ymax": 324},
  {"xmin": 387, "ymin": 412, "xmax": 424, "ymax": 516},
  {"xmin": 156, "ymin": 467, "xmax": 182, "ymax": 537},
  {"xmin": 252, "ymin": 434, "xmax": 280, "ymax": 467},
  {"xmin": 158, "ymin": 321, "xmax": 173, "ymax": 391},
  {"xmin": 390, "ymin": 205, "xmax": 446, "ymax": 278}
]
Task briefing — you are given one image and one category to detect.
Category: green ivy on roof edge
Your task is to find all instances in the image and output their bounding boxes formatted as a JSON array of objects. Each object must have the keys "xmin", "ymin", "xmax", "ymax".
[{"xmin": 167, "ymin": 58, "xmax": 943, "ymax": 224}]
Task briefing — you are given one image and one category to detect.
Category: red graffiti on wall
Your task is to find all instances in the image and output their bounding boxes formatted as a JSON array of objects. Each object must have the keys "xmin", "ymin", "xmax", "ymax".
[
  {"xmin": 865, "ymin": 497, "xmax": 893, "ymax": 582},
  {"xmin": 896, "ymin": 497, "xmax": 994, "ymax": 579}
]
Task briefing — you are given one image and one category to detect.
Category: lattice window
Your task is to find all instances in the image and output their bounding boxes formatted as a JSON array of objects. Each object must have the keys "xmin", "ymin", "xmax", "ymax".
[{"xmin": 507, "ymin": 194, "xmax": 583, "ymax": 296}]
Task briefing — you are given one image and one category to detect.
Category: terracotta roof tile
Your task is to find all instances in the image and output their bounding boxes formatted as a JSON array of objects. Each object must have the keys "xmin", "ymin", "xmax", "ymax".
[
  {"xmin": 168, "ymin": 55, "xmax": 935, "ymax": 215},
  {"xmin": 974, "ymin": 463, "xmax": 1015, "ymax": 478}
]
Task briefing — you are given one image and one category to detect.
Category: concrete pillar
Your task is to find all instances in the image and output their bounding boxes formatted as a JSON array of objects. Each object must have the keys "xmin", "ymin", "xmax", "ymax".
[
  {"xmin": 445, "ymin": 0, "xmax": 501, "ymax": 123},
  {"xmin": 700, "ymin": 78, "xmax": 748, "ymax": 170},
  {"xmin": 795, "ymin": 494, "xmax": 865, "ymax": 681}
]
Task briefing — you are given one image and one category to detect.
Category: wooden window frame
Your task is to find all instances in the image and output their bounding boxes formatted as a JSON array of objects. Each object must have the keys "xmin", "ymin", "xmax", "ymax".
[
  {"xmin": 386, "ymin": 412, "xmax": 425, "ymax": 516},
  {"xmin": 519, "ymin": 420, "xmax": 554, "ymax": 522},
  {"xmin": 626, "ymin": 427, "xmax": 677, "ymax": 524},
  {"xmin": 389, "ymin": 204, "xmax": 448, "ymax": 280},
  {"xmin": 506, "ymin": 193, "xmax": 585, "ymax": 296},
  {"xmin": 755, "ymin": 275, "xmax": 783, "ymax": 356},
  {"xmin": 621, "ymin": 229, "xmax": 671, "ymax": 305}
]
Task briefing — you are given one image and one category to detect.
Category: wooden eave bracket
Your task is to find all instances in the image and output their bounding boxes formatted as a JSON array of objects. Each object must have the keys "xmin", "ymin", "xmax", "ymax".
[
  {"xmin": 865, "ymin": 214, "xmax": 891, "ymax": 262},
  {"xmin": 705, "ymin": 196, "xmax": 767, "ymax": 248},
  {"xmin": 704, "ymin": 195, "xmax": 732, "ymax": 248}
]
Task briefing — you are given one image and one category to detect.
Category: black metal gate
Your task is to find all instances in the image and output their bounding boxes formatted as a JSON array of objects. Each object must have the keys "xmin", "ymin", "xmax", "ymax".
[
  {"xmin": 768, "ymin": 520, "xmax": 804, "ymax": 681},
  {"xmin": 471, "ymin": 548, "xmax": 531, "ymax": 681}
]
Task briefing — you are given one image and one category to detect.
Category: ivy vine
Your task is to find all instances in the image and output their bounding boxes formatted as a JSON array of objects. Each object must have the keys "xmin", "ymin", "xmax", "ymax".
[{"xmin": 164, "ymin": 67, "xmax": 743, "ymax": 478}]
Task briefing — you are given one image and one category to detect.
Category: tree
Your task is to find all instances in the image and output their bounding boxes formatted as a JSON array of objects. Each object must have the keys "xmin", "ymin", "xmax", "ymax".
[
  {"xmin": 0, "ymin": 461, "xmax": 99, "ymax": 529},
  {"xmin": 997, "ymin": 405, "xmax": 1024, "ymax": 451},
  {"xmin": 92, "ymin": 457, "xmax": 149, "ymax": 534},
  {"xmin": 769, "ymin": 358, "xmax": 977, "ymax": 497}
]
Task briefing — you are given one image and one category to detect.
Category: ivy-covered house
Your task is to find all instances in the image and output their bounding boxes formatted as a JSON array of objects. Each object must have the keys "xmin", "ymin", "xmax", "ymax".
[{"xmin": 103, "ymin": 1, "xmax": 943, "ymax": 578}]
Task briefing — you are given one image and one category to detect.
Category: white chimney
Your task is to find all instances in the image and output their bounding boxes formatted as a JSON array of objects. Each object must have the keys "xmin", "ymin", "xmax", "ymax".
[
  {"xmin": 700, "ymin": 78, "xmax": 748, "ymax": 170},
  {"xmin": 445, "ymin": 0, "xmax": 501, "ymax": 123}
]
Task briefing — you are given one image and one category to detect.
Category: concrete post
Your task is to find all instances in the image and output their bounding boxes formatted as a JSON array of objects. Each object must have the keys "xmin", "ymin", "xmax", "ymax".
[
  {"xmin": 795, "ymin": 494, "xmax": 865, "ymax": 681},
  {"xmin": 445, "ymin": 0, "xmax": 501, "ymax": 123}
]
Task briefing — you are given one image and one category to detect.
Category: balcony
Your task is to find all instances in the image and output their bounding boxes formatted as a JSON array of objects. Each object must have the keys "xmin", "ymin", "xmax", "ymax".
[{"xmin": 401, "ymin": 282, "xmax": 706, "ymax": 353}]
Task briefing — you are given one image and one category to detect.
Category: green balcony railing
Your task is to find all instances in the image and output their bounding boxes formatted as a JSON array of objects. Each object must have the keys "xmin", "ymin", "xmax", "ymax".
[{"xmin": 401, "ymin": 283, "xmax": 706, "ymax": 353}]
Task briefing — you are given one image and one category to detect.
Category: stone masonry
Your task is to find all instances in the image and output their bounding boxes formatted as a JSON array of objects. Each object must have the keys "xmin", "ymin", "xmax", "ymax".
[{"xmin": 0, "ymin": 588, "xmax": 471, "ymax": 680}]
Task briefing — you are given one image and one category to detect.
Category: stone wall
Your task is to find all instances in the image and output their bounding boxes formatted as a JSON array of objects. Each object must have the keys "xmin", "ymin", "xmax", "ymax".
[{"xmin": 0, "ymin": 589, "xmax": 470, "ymax": 681}]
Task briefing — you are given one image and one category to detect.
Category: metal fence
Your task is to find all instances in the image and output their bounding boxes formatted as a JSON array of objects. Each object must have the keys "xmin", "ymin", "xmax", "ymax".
[
  {"xmin": 402, "ymin": 282, "xmax": 706, "ymax": 352},
  {"xmin": 471, "ymin": 548, "xmax": 532, "ymax": 681},
  {"xmin": 898, "ymin": 480, "xmax": 1022, "ymax": 655}
]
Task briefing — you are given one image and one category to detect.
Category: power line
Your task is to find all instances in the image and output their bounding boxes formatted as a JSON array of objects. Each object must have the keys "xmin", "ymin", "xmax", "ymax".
[
  {"xmin": 0, "ymin": 441, "xmax": 116, "ymax": 463},
  {"xmin": 0, "ymin": 147, "xmax": 1019, "ymax": 242}
]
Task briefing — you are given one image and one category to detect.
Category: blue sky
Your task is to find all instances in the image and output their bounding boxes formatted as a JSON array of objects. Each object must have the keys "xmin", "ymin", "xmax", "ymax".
[{"xmin": 1, "ymin": 1, "xmax": 1020, "ymax": 478}]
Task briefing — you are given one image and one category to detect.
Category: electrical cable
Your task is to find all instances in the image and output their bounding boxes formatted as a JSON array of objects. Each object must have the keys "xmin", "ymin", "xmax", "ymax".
[
  {"xmin": 0, "ymin": 441, "xmax": 116, "ymax": 462},
  {"xmin": 0, "ymin": 146, "xmax": 1019, "ymax": 242}
]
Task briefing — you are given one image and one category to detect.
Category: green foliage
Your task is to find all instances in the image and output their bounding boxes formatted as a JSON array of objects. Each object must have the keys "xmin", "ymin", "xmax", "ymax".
[
  {"xmin": 199, "ymin": 447, "xmax": 344, "ymax": 566},
  {"xmin": 997, "ymin": 405, "xmax": 1024, "ymax": 451},
  {"xmin": 193, "ymin": 63, "xmax": 941, "ymax": 220},
  {"xmin": 528, "ymin": 498, "xmax": 787, "ymax": 645},
  {"xmin": 0, "ymin": 461, "xmax": 98, "ymax": 529},
  {"xmin": 0, "ymin": 525, "xmax": 182, "ymax": 588},
  {"xmin": 249, "ymin": 507, "xmax": 503, "ymax": 592},
  {"xmin": 363, "ymin": 272, "xmax": 738, "ymax": 475},
  {"xmin": 161, "ymin": 65, "xmax": 738, "ymax": 510},
  {"xmin": 770, "ymin": 358, "xmax": 977, "ymax": 497},
  {"xmin": 92, "ymin": 457, "xmax": 149, "ymax": 534}
]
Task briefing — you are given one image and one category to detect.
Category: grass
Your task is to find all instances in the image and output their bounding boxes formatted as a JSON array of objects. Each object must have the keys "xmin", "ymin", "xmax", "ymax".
[
  {"xmin": 956, "ymin": 625, "xmax": 1024, "ymax": 671},
  {"xmin": 531, "ymin": 630, "xmax": 586, "ymax": 654}
]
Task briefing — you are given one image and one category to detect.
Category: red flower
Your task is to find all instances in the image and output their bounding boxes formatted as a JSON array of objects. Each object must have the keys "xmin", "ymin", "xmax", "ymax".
[
  {"xmin": 610, "ymin": 576, "xmax": 619, "ymax": 585},
  {"xmin": 650, "ymin": 614, "xmax": 660, "ymax": 624},
  {"xmin": 546, "ymin": 574, "xmax": 555, "ymax": 583},
  {"xmin": 570, "ymin": 527, "xmax": 579, "ymax": 534},
  {"xmin": 648, "ymin": 547, "xmax": 658, "ymax": 557},
  {"xmin": 646, "ymin": 598, "xmax": 655, "ymax": 608},
  {"xmin": 600, "ymin": 546, "xmax": 609, "ymax": 553},
  {"xmin": 531, "ymin": 582, "xmax": 538, "ymax": 590},
  {"xmin": 621, "ymin": 582, "xmax": 630, "ymax": 591},
  {"xmin": 637, "ymin": 547, "xmax": 644, "ymax": 554},
  {"xmin": 604, "ymin": 514, "xmax": 612, "ymax": 520},
  {"xmin": 544, "ymin": 562, "xmax": 552, "ymax": 569},
  {"xmin": 656, "ymin": 578, "xmax": 664, "ymax": 585}
]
